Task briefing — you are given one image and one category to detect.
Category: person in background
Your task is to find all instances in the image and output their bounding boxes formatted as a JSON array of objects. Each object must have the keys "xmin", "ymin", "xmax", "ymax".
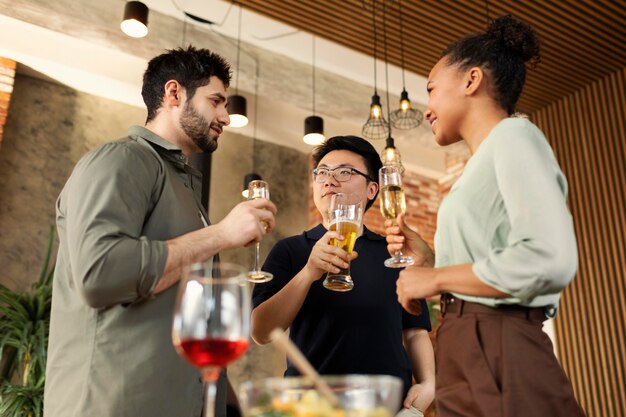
[
  {"xmin": 44, "ymin": 46, "xmax": 276, "ymax": 417},
  {"xmin": 252, "ymin": 136, "xmax": 435, "ymax": 416},
  {"xmin": 386, "ymin": 15, "xmax": 586, "ymax": 417}
]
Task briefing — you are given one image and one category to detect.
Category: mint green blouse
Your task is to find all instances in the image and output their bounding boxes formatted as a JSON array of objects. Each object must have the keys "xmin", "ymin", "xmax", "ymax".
[{"xmin": 435, "ymin": 118, "xmax": 578, "ymax": 317}]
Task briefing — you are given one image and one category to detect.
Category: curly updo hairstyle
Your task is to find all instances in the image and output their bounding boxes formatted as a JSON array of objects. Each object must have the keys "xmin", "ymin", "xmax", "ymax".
[{"xmin": 442, "ymin": 15, "xmax": 541, "ymax": 115}]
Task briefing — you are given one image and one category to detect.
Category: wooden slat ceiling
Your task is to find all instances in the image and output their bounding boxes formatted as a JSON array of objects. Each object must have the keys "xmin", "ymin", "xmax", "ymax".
[{"xmin": 237, "ymin": 0, "xmax": 626, "ymax": 114}]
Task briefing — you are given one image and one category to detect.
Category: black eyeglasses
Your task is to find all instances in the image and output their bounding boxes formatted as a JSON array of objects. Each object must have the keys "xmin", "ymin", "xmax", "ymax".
[{"xmin": 312, "ymin": 166, "xmax": 375, "ymax": 183}]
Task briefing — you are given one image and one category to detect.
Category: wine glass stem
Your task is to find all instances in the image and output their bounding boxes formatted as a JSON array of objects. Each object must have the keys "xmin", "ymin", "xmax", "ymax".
[
  {"xmin": 254, "ymin": 242, "xmax": 261, "ymax": 272},
  {"xmin": 392, "ymin": 221, "xmax": 404, "ymax": 260},
  {"xmin": 202, "ymin": 368, "xmax": 220, "ymax": 417}
]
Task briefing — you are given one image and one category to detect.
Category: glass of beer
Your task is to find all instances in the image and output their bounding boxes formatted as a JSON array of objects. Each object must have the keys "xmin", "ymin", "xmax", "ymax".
[
  {"xmin": 246, "ymin": 180, "xmax": 273, "ymax": 283},
  {"xmin": 323, "ymin": 193, "xmax": 363, "ymax": 292},
  {"xmin": 379, "ymin": 166, "xmax": 415, "ymax": 268}
]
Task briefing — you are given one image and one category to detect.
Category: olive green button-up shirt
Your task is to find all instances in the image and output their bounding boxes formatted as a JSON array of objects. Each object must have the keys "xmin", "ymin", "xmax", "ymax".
[{"xmin": 44, "ymin": 126, "xmax": 211, "ymax": 417}]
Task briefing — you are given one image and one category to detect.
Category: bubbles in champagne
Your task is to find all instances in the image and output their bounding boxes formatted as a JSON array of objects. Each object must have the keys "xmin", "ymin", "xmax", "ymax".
[{"xmin": 380, "ymin": 185, "xmax": 406, "ymax": 220}]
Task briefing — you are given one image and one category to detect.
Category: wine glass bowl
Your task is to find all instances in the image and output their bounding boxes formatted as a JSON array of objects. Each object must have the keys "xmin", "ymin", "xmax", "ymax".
[
  {"xmin": 246, "ymin": 180, "xmax": 274, "ymax": 283},
  {"xmin": 239, "ymin": 375, "xmax": 403, "ymax": 417},
  {"xmin": 379, "ymin": 166, "xmax": 415, "ymax": 268},
  {"xmin": 324, "ymin": 193, "xmax": 363, "ymax": 292},
  {"xmin": 172, "ymin": 262, "xmax": 251, "ymax": 417}
]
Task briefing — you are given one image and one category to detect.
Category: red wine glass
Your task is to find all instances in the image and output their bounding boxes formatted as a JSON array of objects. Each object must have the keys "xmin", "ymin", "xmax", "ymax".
[{"xmin": 172, "ymin": 262, "xmax": 251, "ymax": 417}]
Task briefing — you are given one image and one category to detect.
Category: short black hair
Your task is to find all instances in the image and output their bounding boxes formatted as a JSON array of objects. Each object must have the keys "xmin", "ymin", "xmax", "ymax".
[
  {"xmin": 141, "ymin": 46, "xmax": 232, "ymax": 123},
  {"xmin": 312, "ymin": 135, "xmax": 382, "ymax": 211},
  {"xmin": 442, "ymin": 15, "xmax": 540, "ymax": 115}
]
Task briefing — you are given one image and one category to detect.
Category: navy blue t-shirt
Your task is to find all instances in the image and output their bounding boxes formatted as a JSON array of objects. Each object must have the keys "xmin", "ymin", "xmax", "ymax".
[{"xmin": 252, "ymin": 224, "xmax": 431, "ymax": 395}]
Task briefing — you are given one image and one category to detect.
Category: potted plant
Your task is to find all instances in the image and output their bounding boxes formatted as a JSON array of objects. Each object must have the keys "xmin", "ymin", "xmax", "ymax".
[{"xmin": 0, "ymin": 226, "xmax": 55, "ymax": 417}]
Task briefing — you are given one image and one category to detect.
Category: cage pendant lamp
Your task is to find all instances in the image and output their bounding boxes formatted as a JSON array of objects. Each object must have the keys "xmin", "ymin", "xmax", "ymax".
[
  {"xmin": 121, "ymin": 1, "xmax": 149, "ymax": 38},
  {"xmin": 362, "ymin": 0, "xmax": 389, "ymax": 141},
  {"xmin": 303, "ymin": 36, "xmax": 325, "ymax": 145},
  {"xmin": 390, "ymin": 0, "xmax": 423, "ymax": 130},
  {"xmin": 228, "ymin": 5, "xmax": 248, "ymax": 128},
  {"xmin": 381, "ymin": 0, "xmax": 404, "ymax": 172}
]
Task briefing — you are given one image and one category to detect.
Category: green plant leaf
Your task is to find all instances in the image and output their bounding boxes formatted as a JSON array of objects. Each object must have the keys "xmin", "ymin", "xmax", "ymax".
[{"xmin": 0, "ymin": 224, "xmax": 55, "ymax": 416}]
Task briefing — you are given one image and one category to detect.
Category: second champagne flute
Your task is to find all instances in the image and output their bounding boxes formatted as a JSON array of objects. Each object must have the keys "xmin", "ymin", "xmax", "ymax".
[
  {"xmin": 246, "ymin": 180, "xmax": 273, "ymax": 283},
  {"xmin": 379, "ymin": 165, "xmax": 415, "ymax": 268}
]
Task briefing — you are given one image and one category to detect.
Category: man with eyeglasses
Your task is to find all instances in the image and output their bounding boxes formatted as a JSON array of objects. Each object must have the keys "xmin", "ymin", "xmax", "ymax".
[{"xmin": 251, "ymin": 136, "xmax": 435, "ymax": 416}]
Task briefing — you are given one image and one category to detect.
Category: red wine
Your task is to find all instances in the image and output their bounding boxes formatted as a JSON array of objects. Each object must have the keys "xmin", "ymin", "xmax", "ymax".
[{"xmin": 178, "ymin": 338, "xmax": 249, "ymax": 368}]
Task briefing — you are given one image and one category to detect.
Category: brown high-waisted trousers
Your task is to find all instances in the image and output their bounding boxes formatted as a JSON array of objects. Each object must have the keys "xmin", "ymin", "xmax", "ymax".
[{"xmin": 435, "ymin": 295, "xmax": 586, "ymax": 417}]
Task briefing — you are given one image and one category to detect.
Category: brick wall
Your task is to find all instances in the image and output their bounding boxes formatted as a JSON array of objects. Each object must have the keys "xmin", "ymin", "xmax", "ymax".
[{"xmin": 0, "ymin": 58, "xmax": 16, "ymax": 147}]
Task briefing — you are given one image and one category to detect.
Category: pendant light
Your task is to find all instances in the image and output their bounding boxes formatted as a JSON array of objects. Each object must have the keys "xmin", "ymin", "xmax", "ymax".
[
  {"xmin": 228, "ymin": 5, "xmax": 248, "ymax": 128},
  {"xmin": 303, "ymin": 36, "xmax": 325, "ymax": 145},
  {"xmin": 120, "ymin": 1, "xmax": 149, "ymax": 38},
  {"xmin": 380, "ymin": 0, "xmax": 404, "ymax": 172},
  {"xmin": 362, "ymin": 0, "xmax": 389, "ymax": 141},
  {"xmin": 390, "ymin": 0, "xmax": 423, "ymax": 130}
]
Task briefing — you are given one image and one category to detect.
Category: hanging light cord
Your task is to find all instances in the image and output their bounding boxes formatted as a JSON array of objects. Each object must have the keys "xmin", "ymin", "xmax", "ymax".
[
  {"xmin": 383, "ymin": 0, "xmax": 391, "ymax": 129},
  {"xmin": 398, "ymin": 0, "xmax": 407, "ymax": 89},
  {"xmin": 253, "ymin": 64, "xmax": 260, "ymax": 159},
  {"xmin": 235, "ymin": 4, "xmax": 242, "ymax": 95},
  {"xmin": 312, "ymin": 36, "xmax": 316, "ymax": 115},
  {"xmin": 372, "ymin": 0, "xmax": 378, "ymax": 95}
]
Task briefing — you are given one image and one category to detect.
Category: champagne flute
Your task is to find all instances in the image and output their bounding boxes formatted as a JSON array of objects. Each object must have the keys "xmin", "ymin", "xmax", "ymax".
[
  {"xmin": 172, "ymin": 262, "xmax": 251, "ymax": 417},
  {"xmin": 246, "ymin": 180, "xmax": 273, "ymax": 283},
  {"xmin": 323, "ymin": 192, "xmax": 363, "ymax": 292},
  {"xmin": 379, "ymin": 166, "xmax": 415, "ymax": 268}
]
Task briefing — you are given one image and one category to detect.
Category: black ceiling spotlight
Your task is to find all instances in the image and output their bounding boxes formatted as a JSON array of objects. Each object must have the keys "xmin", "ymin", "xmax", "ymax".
[
  {"xmin": 228, "ymin": 5, "xmax": 249, "ymax": 128},
  {"xmin": 303, "ymin": 36, "xmax": 325, "ymax": 145},
  {"xmin": 120, "ymin": 1, "xmax": 149, "ymax": 38},
  {"xmin": 228, "ymin": 94, "xmax": 248, "ymax": 128},
  {"xmin": 304, "ymin": 115, "xmax": 325, "ymax": 146}
]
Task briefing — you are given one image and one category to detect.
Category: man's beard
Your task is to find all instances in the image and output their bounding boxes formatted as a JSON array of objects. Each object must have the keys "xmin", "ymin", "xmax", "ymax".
[{"xmin": 180, "ymin": 101, "xmax": 219, "ymax": 153}]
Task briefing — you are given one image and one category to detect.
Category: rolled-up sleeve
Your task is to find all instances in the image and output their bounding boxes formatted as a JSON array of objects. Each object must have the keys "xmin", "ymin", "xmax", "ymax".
[
  {"xmin": 64, "ymin": 142, "xmax": 168, "ymax": 309},
  {"xmin": 472, "ymin": 126, "xmax": 578, "ymax": 303}
]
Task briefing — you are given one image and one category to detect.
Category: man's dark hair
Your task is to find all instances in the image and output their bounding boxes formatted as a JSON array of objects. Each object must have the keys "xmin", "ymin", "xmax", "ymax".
[
  {"xmin": 141, "ymin": 46, "xmax": 232, "ymax": 123},
  {"xmin": 442, "ymin": 14, "xmax": 540, "ymax": 115},
  {"xmin": 312, "ymin": 135, "xmax": 382, "ymax": 211}
]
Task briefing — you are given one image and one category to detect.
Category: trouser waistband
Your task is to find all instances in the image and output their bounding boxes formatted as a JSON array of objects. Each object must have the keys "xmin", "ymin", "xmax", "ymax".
[{"xmin": 440, "ymin": 293, "xmax": 547, "ymax": 321}]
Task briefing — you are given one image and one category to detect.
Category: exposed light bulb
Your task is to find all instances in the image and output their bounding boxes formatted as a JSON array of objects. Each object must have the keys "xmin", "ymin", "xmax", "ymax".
[
  {"xmin": 229, "ymin": 114, "xmax": 248, "ymax": 128},
  {"xmin": 303, "ymin": 132, "xmax": 325, "ymax": 145},
  {"xmin": 400, "ymin": 98, "xmax": 411, "ymax": 112},
  {"xmin": 371, "ymin": 104, "xmax": 382, "ymax": 118}
]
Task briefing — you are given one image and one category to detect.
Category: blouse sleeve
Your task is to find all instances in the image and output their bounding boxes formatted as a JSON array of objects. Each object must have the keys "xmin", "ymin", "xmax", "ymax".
[{"xmin": 472, "ymin": 123, "xmax": 578, "ymax": 303}]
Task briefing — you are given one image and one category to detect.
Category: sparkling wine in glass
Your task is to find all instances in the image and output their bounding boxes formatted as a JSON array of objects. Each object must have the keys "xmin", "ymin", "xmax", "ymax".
[
  {"xmin": 172, "ymin": 262, "xmax": 251, "ymax": 417},
  {"xmin": 246, "ymin": 180, "xmax": 273, "ymax": 283},
  {"xmin": 324, "ymin": 192, "xmax": 363, "ymax": 292},
  {"xmin": 379, "ymin": 166, "xmax": 415, "ymax": 268}
]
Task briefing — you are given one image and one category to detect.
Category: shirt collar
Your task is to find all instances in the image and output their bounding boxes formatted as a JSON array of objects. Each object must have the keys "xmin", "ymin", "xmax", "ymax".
[
  {"xmin": 127, "ymin": 125, "xmax": 202, "ymax": 177},
  {"xmin": 128, "ymin": 125, "xmax": 181, "ymax": 152},
  {"xmin": 305, "ymin": 223, "xmax": 385, "ymax": 241}
]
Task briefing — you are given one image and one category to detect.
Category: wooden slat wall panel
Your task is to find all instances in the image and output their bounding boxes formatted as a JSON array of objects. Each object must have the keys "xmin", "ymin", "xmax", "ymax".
[
  {"xmin": 532, "ymin": 67, "xmax": 626, "ymax": 417},
  {"xmin": 237, "ymin": 0, "xmax": 626, "ymax": 114}
]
